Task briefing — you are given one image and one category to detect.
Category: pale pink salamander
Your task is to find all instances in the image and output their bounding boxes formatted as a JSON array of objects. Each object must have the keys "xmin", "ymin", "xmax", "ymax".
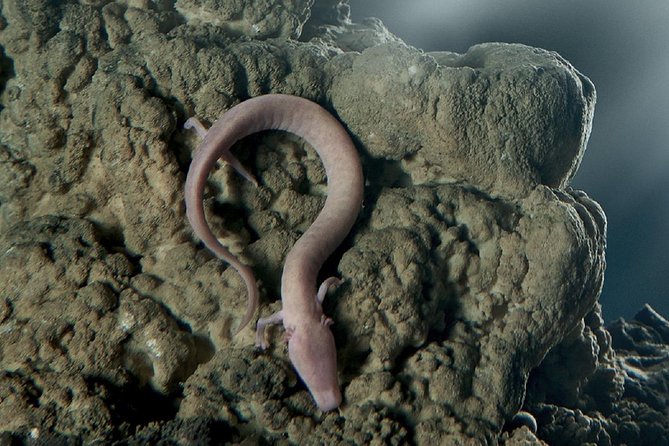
[{"xmin": 184, "ymin": 94, "xmax": 364, "ymax": 411}]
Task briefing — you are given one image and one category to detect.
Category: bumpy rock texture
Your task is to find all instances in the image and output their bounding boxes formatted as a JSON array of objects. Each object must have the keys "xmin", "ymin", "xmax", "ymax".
[
  {"xmin": 0, "ymin": 0, "xmax": 659, "ymax": 444},
  {"xmin": 523, "ymin": 304, "xmax": 669, "ymax": 446}
]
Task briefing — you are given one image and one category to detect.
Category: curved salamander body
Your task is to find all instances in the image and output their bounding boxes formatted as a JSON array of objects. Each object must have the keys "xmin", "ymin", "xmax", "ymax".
[{"xmin": 184, "ymin": 94, "xmax": 364, "ymax": 411}]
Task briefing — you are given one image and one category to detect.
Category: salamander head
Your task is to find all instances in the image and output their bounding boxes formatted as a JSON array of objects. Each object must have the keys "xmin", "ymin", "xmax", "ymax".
[{"xmin": 287, "ymin": 316, "xmax": 341, "ymax": 411}]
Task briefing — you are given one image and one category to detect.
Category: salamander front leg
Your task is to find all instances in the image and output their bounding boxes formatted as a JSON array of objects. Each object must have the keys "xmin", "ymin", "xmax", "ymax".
[{"xmin": 316, "ymin": 277, "xmax": 343, "ymax": 304}]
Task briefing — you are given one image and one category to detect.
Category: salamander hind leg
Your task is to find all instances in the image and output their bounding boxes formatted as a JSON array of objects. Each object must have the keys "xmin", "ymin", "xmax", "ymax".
[
  {"xmin": 184, "ymin": 117, "xmax": 209, "ymax": 139},
  {"xmin": 255, "ymin": 310, "xmax": 284, "ymax": 350},
  {"xmin": 223, "ymin": 153, "xmax": 259, "ymax": 187},
  {"xmin": 184, "ymin": 116, "xmax": 258, "ymax": 186}
]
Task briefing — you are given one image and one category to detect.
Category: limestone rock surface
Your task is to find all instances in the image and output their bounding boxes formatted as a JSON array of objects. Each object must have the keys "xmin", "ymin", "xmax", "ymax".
[
  {"xmin": 523, "ymin": 304, "xmax": 669, "ymax": 445},
  {"xmin": 0, "ymin": 0, "xmax": 620, "ymax": 444}
]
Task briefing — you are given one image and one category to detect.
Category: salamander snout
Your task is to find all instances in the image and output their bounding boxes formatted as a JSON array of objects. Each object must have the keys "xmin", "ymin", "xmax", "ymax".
[{"xmin": 287, "ymin": 319, "xmax": 341, "ymax": 411}]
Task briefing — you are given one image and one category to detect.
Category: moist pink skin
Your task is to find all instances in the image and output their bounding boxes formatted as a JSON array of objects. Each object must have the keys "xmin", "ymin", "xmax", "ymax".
[{"xmin": 184, "ymin": 94, "xmax": 364, "ymax": 411}]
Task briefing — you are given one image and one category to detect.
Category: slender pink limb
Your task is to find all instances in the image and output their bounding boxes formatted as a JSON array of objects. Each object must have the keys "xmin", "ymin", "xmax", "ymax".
[
  {"xmin": 255, "ymin": 310, "xmax": 283, "ymax": 349},
  {"xmin": 316, "ymin": 277, "xmax": 342, "ymax": 304}
]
